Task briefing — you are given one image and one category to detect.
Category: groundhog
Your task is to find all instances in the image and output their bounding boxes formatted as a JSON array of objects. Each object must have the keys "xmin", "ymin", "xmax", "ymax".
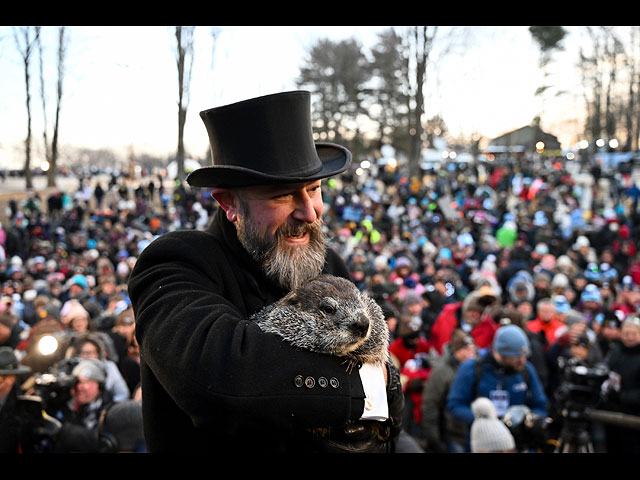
[
  {"xmin": 252, "ymin": 274, "xmax": 392, "ymax": 449},
  {"xmin": 252, "ymin": 274, "xmax": 389, "ymax": 371}
]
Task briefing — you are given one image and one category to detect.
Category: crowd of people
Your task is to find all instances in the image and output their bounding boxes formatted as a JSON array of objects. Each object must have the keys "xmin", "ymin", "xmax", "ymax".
[{"xmin": 0, "ymin": 152, "xmax": 639, "ymax": 453}]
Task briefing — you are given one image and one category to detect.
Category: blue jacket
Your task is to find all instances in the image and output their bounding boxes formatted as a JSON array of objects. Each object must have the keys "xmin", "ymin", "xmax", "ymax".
[{"xmin": 446, "ymin": 352, "xmax": 548, "ymax": 426}]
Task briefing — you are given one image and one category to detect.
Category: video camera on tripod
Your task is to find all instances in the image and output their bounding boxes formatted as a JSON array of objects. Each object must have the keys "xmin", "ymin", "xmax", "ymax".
[
  {"xmin": 503, "ymin": 357, "xmax": 640, "ymax": 453},
  {"xmin": 551, "ymin": 357, "xmax": 611, "ymax": 453},
  {"xmin": 555, "ymin": 357, "xmax": 610, "ymax": 411}
]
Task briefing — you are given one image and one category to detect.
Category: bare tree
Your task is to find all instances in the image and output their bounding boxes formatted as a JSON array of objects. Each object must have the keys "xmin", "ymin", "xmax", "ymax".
[
  {"xmin": 36, "ymin": 27, "xmax": 67, "ymax": 187},
  {"xmin": 404, "ymin": 26, "xmax": 438, "ymax": 179},
  {"xmin": 579, "ymin": 27, "xmax": 633, "ymax": 150},
  {"xmin": 624, "ymin": 27, "xmax": 638, "ymax": 151},
  {"xmin": 14, "ymin": 26, "xmax": 40, "ymax": 189},
  {"xmin": 579, "ymin": 28, "xmax": 605, "ymax": 144},
  {"xmin": 602, "ymin": 28, "xmax": 623, "ymax": 143},
  {"xmin": 36, "ymin": 26, "xmax": 50, "ymax": 168},
  {"xmin": 175, "ymin": 26, "xmax": 195, "ymax": 182},
  {"xmin": 630, "ymin": 27, "xmax": 640, "ymax": 151},
  {"xmin": 48, "ymin": 27, "xmax": 67, "ymax": 187}
]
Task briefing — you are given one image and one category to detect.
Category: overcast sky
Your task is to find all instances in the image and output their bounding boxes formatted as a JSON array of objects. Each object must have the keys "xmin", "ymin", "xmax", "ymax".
[{"xmin": 0, "ymin": 25, "xmax": 585, "ymax": 170}]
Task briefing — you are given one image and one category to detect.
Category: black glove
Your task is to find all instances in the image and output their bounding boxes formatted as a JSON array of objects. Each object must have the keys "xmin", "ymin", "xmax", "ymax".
[{"xmin": 385, "ymin": 360, "xmax": 404, "ymax": 439}]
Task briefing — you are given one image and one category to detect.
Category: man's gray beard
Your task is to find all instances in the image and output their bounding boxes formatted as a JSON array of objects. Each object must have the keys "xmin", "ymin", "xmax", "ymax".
[{"xmin": 236, "ymin": 213, "xmax": 327, "ymax": 291}]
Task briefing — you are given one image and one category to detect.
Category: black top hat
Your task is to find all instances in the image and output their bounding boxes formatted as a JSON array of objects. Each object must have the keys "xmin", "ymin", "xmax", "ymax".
[
  {"xmin": 0, "ymin": 347, "xmax": 31, "ymax": 376},
  {"xmin": 186, "ymin": 90, "xmax": 352, "ymax": 188}
]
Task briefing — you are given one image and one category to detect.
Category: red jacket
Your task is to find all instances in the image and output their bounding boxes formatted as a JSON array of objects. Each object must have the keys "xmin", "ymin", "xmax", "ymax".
[
  {"xmin": 388, "ymin": 337, "xmax": 431, "ymax": 367},
  {"xmin": 430, "ymin": 302, "xmax": 498, "ymax": 355},
  {"xmin": 526, "ymin": 317, "xmax": 565, "ymax": 347},
  {"xmin": 388, "ymin": 337, "xmax": 431, "ymax": 424}
]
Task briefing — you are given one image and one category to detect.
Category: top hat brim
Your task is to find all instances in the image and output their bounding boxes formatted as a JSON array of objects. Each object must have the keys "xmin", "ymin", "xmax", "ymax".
[{"xmin": 186, "ymin": 142, "xmax": 351, "ymax": 188}]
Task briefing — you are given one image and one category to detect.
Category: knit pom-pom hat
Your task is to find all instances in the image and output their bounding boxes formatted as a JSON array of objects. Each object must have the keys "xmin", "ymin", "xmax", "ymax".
[{"xmin": 470, "ymin": 397, "xmax": 516, "ymax": 453}]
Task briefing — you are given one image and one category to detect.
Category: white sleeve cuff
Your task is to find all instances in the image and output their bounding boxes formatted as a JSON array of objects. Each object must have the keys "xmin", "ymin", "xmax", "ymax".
[{"xmin": 358, "ymin": 363, "xmax": 389, "ymax": 421}]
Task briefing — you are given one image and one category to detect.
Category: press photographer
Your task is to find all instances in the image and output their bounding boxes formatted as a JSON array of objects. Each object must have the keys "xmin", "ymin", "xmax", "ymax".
[
  {"xmin": 0, "ymin": 347, "xmax": 32, "ymax": 453},
  {"xmin": 48, "ymin": 358, "xmax": 114, "ymax": 452},
  {"xmin": 2, "ymin": 346, "xmax": 70, "ymax": 453},
  {"xmin": 501, "ymin": 320, "xmax": 640, "ymax": 453},
  {"xmin": 499, "ymin": 358, "xmax": 613, "ymax": 453},
  {"xmin": 19, "ymin": 357, "xmax": 115, "ymax": 452},
  {"xmin": 600, "ymin": 316, "xmax": 640, "ymax": 453}
]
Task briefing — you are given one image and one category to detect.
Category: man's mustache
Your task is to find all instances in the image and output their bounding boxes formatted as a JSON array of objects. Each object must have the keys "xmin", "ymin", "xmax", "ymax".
[{"xmin": 276, "ymin": 219, "xmax": 322, "ymax": 239}]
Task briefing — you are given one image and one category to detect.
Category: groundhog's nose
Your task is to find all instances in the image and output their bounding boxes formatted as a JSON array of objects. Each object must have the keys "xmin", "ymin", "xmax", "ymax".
[{"xmin": 350, "ymin": 313, "xmax": 370, "ymax": 337}]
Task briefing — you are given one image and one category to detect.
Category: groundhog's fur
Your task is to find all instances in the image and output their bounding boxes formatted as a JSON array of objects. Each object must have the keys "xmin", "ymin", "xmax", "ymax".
[
  {"xmin": 252, "ymin": 275, "xmax": 392, "ymax": 448},
  {"xmin": 252, "ymin": 274, "xmax": 389, "ymax": 371}
]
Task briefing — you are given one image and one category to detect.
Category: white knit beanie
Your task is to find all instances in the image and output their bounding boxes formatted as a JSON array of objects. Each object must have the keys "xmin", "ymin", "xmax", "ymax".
[
  {"xmin": 72, "ymin": 358, "xmax": 107, "ymax": 384},
  {"xmin": 470, "ymin": 397, "xmax": 516, "ymax": 453}
]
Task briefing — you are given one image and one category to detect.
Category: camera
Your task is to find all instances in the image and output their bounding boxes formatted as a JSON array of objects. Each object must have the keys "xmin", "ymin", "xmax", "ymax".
[
  {"xmin": 15, "ymin": 394, "xmax": 63, "ymax": 453},
  {"xmin": 32, "ymin": 370, "xmax": 77, "ymax": 413},
  {"xmin": 551, "ymin": 358, "xmax": 612, "ymax": 452},
  {"xmin": 554, "ymin": 358, "xmax": 610, "ymax": 412},
  {"xmin": 503, "ymin": 405, "xmax": 554, "ymax": 453},
  {"xmin": 15, "ymin": 357, "xmax": 80, "ymax": 452},
  {"xmin": 27, "ymin": 357, "xmax": 80, "ymax": 412},
  {"xmin": 501, "ymin": 357, "xmax": 640, "ymax": 453},
  {"xmin": 502, "ymin": 359, "xmax": 612, "ymax": 453}
]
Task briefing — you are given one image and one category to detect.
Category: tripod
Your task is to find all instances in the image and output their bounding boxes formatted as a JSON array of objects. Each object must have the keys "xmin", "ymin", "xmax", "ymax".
[
  {"xmin": 555, "ymin": 425, "xmax": 594, "ymax": 453},
  {"xmin": 554, "ymin": 410, "xmax": 594, "ymax": 453}
]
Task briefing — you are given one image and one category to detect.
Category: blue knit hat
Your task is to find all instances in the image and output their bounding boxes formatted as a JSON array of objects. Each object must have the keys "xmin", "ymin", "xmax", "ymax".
[
  {"xmin": 70, "ymin": 273, "xmax": 88, "ymax": 289},
  {"xmin": 581, "ymin": 284, "xmax": 601, "ymax": 303},
  {"xmin": 493, "ymin": 325, "xmax": 530, "ymax": 357},
  {"xmin": 554, "ymin": 295, "xmax": 570, "ymax": 314}
]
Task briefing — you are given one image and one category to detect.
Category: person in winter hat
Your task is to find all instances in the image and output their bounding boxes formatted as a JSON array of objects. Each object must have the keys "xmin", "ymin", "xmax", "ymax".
[
  {"xmin": 421, "ymin": 329, "xmax": 476, "ymax": 453},
  {"xmin": 470, "ymin": 397, "xmax": 516, "ymax": 453},
  {"xmin": 447, "ymin": 325, "xmax": 548, "ymax": 446},
  {"xmin": 526, "ymin": 298, "xmax": 565, "ymax": 349},
  {"xmin": 98, "ymin": 400, "xmax": 146, "ymax": 452},
  {"xmin": 602, "ymin": 316, "xmax": 640, "ymax": 453},
  {"xmin": 430, "ymin": 285, "xmax": 498, "ymax": 355},
  {"xmin": 129, "ymin": 91, "xmax": 403, "ymax": 453},
  {"xmin": 51, "ymin": 357, "xmax": 114, "ymax": 452},
  {"xmin": 0, "ymin": 347, "xmax": 31, "ymax": 452}
]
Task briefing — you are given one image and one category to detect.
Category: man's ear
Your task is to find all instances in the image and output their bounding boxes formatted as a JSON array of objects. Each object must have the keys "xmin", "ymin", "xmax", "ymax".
[{"xmin": 211, "ymin": 188, "xmax": 239, "ymax": 222}]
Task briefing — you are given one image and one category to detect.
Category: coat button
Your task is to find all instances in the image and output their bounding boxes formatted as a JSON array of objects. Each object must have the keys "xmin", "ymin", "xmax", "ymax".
[
  {"xmin": 304, "ymin": 376, "xmax": 315, "ymax": 388},
  {"xmin": 318, "ymin": 377, "xmax": 328, "ymax": 388},
  {"xmin": 329, "ymin": 377, "xmax": 339, "ymax": 388},
  {"xmin": 294, "ymin": 375, "xmax": 304, "ymax": 388}
]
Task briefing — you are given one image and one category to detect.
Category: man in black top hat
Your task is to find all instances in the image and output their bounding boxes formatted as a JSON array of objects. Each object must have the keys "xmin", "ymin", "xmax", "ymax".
[
  {"xmin": 129, "ymin": 91, "xmax": 403, "ymax": 453},
  {"xmin": 0, "ymin": 347, "xmax": 31, "ymax": 452}
]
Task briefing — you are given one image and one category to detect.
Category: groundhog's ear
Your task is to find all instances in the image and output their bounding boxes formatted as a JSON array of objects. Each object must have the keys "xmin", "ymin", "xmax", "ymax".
[{"xmin": 281, "ymin": 290, "xmax": 300, "ymax": 306}]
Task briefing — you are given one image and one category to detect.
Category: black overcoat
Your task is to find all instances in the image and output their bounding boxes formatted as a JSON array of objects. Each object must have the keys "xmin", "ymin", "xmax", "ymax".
[{"xmin": 129, "ymin": 208, "xmax": 378, "ymax": 453}]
